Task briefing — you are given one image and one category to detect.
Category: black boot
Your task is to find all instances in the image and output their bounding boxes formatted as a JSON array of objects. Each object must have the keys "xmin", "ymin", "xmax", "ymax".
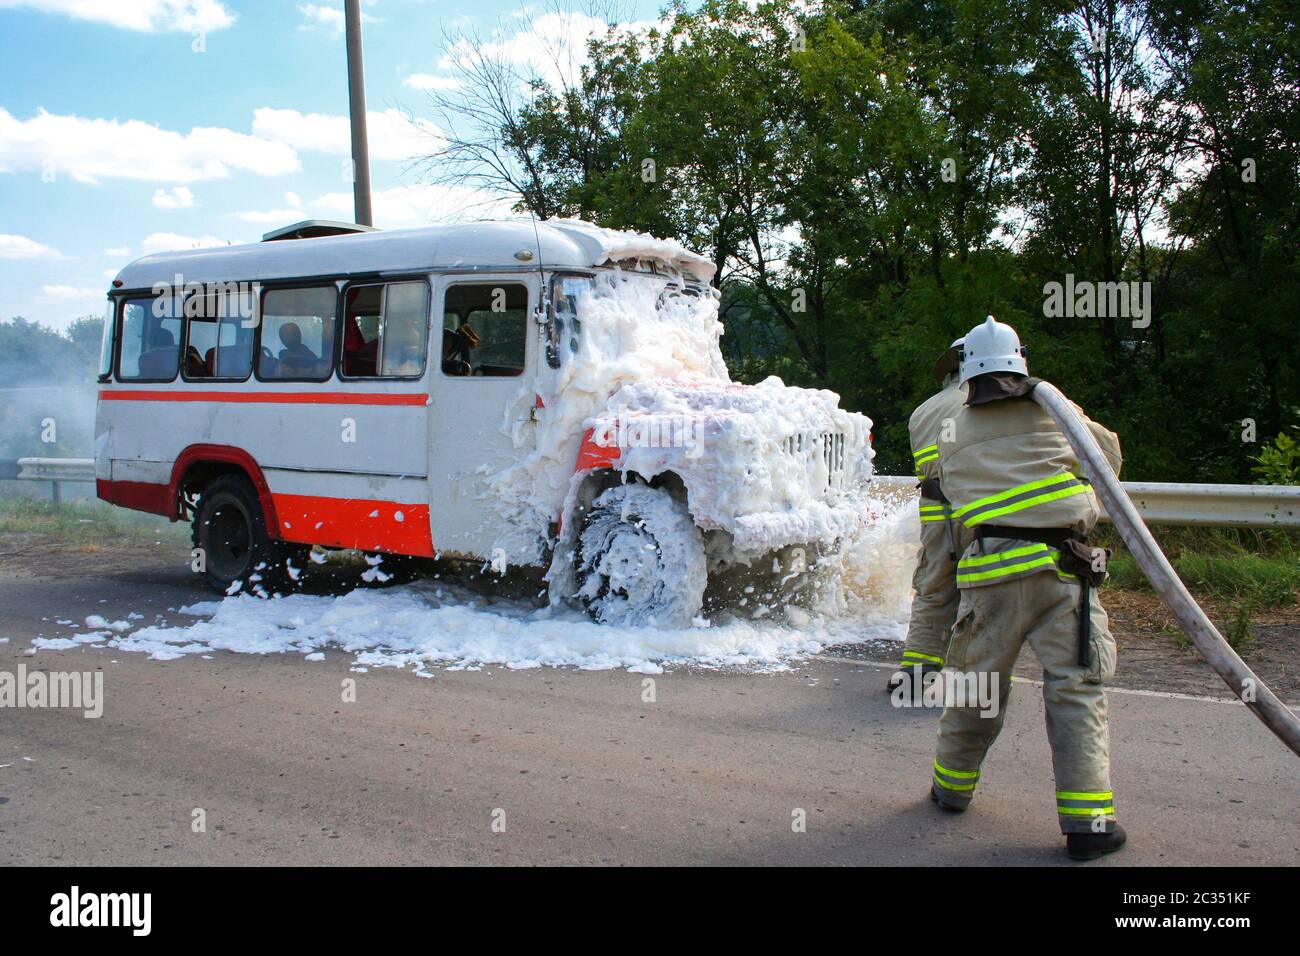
[
  {"xmin": 1066, "ymin": 823, "xmax": 1127, "ymax": 860},
  {"xmin": 929, "ymin": 784, "xmax": 969, "ymax": 813}
]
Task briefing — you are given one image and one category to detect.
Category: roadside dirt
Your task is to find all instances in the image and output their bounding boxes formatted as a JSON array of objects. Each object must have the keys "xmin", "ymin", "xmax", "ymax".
[
  {"xmin": 1099, "ymin": 589, "xmax": 1300, "ymax": 699},
  {"xmin": 2, "ymin": 528, "xmax": 1296, "ymax": 701},
  {"xmin": 0, "ymin": 528, "xmax": 191, "ymax": 579}
]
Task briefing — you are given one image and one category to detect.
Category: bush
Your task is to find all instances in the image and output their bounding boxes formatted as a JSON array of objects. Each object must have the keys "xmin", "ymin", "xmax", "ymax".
[{"xmin": 1251, "ymin": 429, "xmax": 1300, "ymax": 486}]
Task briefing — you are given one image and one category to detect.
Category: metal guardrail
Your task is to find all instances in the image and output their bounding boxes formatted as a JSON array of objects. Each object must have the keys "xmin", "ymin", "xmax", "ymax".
[
  {"xmin": 871, "ymin": 475, "xmax": 1300, "ymax": 528},
  {"xmin": 17, "ymin": 457, "xmax": 96, "ymax": 481},
  {"xmin": 2, "ymin": 457, "xmax": 1297, "ymax": 526},
  {"xmin": 3, "ymin": 457, "xmax": 95, "ymax": 505}
]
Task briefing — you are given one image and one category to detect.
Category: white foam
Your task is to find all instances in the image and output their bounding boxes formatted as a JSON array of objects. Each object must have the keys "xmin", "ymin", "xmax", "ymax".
[
  {"xmin": 485, "ymin": 267, "xmax": 874, "ymax": 592},
  {"xmin": 59, "ymin": 492, "xmax": 918, "ymax": 674}
]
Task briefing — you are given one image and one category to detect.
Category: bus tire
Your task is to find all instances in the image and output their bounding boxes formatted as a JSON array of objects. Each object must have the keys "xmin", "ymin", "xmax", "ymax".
[
  {"xmin": 575, "ymin": 482, "xmax": 706, "ymax": 628},
  {"xmin": 191, "ymin": 473, "xmax": 296, "ymax": 596}
]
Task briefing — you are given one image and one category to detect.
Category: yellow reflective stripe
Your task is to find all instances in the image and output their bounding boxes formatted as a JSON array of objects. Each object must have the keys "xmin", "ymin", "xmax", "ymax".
[
  {"xmin": 912, "ymin": 442, "xmax": 939, "ymax": 475},
  {"xmin": 956, "ymin": 543, "xmax": 1049, "ymax": 568},
  {"xmin": 902, "ymin": 651, "xmax": 944, "ymax": 665},
  {"xmin": 919, "ymin": 503, "xmax": 947, "ymax": 522},
  {"xmin": 1058, "ymin": 806, "xmax": 1115, "ymax": 815},
  {"xmin": 1056, "ymin": 790, "xmax": 1114, "ymax": 801},
  {"xmin": 965, "ymin": 483, "xmax": 1090, "ymax": 527},
  {"xmin": 934, "ymin": 777, "xmax": 977, "ymax": 792},
  {"xmin": 934, "ymin": 761, "xmax": 978, "ymax": 779},
  {"xmin": 956, "ymin": 554, "xmax": 1058, "ymax": 583},
  {"xmin": 951, "ymin": 473, "xmax": 1079, "ymax": 519}
]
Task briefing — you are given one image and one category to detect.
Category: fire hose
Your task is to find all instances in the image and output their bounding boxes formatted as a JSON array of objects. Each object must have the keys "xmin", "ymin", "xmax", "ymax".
[{"xmin": 1032, "ymin": 382, "xmax": 1300, "ymax": 757}]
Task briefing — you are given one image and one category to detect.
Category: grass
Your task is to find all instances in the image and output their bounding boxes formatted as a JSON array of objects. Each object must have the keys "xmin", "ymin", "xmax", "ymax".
[
  {"xmin": 1099, "ymin": 525, "xmax": 1300, "ymax": 610},
  {"xmin": 0, "ymin": 493, "xmax": 188, "ymax": 545}
]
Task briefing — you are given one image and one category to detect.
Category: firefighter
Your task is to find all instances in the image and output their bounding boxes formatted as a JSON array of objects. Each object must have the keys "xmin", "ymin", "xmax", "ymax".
[
  {"xmin": 888, "ymin": 339, "xmax": 971, "ymax": 698},
  {"xmin": 928, "ymin": 316, "xmax": 1126, "ymax": 861}
]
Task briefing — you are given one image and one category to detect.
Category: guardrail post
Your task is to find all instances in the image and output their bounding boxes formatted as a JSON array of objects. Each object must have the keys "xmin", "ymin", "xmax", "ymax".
[{"xmin": 51, "ymin": 480, "xmax": 61, "ymax": 506}]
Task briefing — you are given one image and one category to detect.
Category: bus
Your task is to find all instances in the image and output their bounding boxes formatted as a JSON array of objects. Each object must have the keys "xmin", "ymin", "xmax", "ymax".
[{"xmin": 95, "ymin": 219, "xmax": 873, "ymax": 626}]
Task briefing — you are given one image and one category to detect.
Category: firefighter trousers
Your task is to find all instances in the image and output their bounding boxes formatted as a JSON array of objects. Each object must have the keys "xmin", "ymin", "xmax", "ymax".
[
  {"xmin": 899, "ymin": 507, "xmax": 961, "ymax": 670},
  {"xmin": 931, "ymin": 569, "xmax": 1118, "ymax": 834}
]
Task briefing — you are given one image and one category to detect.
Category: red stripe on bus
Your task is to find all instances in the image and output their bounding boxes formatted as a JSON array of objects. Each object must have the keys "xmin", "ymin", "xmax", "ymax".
[
  {"xmin": 99, "ymin": 389, "xmax": 427, "ymax": 406},
  {"xmin": 97, "ymin": 478, "xmax": 172, "ymax": 516},
  {"xmin": 273, "ymin": 494, "xmax": 435, "ymax": 558}
]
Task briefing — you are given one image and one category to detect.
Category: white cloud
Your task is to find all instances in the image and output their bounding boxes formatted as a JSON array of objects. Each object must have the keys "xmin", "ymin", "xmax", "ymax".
[
  {"xmin": 251, "ymin": 107, "xmax": 442, "ymax": 163},
  {"xmin": 0, "ymin": 0, "xmax": 235, "ymax": 33},
  {"xmin": 230, "ymin": 207, "xmax": 307, "ymax": 225},
  {"xmin": 402, "ymin": 73, "xmax": 464, "ymax": 92},
  {"xmin": 440, "ymin": 11, "xmax": 645, "ymax": 89},
  {"xmin": 104, "ymin": 246, "xmax": 131, "ymax": 257},
  {"xmin": 297, "ymin": 2, "xmax": 377, "ymax": 33},
  {"xmin": 40, "ymin": 283, "xmax": 103, "ymax": 301},
  {"xmin": 0, "ymin": 233, "xmax": 60, "ymax": 259},
  {"xmin": 307, "ymin": 183, "xmax": 514, "ymax": 228},
  {"xmin": 140, "ymin": 232, "xmax": 235, "ymax": 254},
  {"xmin": 152, "ymin": 185, "xmax": 196, "ymax": 209},
  {"xmin": 37, "ymin": 284, "xmax": 107, "ymax": 325},
  {"xmin": 297, "ymin": 2, "xmax": 343, "ymax": 31},
  {"xmin": 0, "ymin": 108, "xmax": 300, "ymax": 184},
  {"xmin": 228, "ymin": 191, "xmax": 306, "ymax": 225}
]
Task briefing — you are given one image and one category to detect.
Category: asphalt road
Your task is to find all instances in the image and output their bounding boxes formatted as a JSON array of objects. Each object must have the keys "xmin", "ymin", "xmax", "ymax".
[{"xmin": 1, "ymin": 564, "xmax": 1297, "ymax": 866}]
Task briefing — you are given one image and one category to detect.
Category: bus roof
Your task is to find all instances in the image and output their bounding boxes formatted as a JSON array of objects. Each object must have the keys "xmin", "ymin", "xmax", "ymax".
[{"xmin": 112, "ymin": 219, "xmax": 716, "ymax": 291}]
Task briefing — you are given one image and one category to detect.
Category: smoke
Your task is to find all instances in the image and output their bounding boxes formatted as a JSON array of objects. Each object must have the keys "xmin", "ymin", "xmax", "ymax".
[{"xmin": 0, "ymin": 317, "xmax": 101, "ymax": 492}]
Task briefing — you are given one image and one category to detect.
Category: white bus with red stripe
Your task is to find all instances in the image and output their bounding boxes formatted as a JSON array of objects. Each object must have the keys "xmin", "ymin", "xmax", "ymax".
[{"xmin": 96, "ymin": 219, "xmax": 872, "ymax": 625}]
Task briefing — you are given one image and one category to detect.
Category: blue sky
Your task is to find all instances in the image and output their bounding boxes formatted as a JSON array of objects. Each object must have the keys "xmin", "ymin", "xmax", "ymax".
[{"xmin": 0, "ymin": 0, "xmax": 658, "ymax": 330}]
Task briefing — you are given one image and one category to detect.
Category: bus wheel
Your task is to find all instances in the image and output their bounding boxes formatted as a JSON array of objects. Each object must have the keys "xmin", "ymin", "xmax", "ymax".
[
  {"xmin": 575, "ymin": 482, "xmax": 706, "ymax": 628},
  {"xmin": 192, "ymin": 473, "xmax": 293, "ymax": 595}
]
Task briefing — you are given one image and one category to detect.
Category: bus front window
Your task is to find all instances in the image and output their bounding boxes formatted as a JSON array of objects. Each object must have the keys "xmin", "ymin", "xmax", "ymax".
[{"xmin": 98, "ymin": 299, "xmax": 115, "ymax": 381}]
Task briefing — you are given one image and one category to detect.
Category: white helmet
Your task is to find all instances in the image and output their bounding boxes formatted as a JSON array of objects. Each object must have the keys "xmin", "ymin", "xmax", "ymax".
[{"xmin": 959, "ymin": 316, "xmax": 1027, "ymax": 385}]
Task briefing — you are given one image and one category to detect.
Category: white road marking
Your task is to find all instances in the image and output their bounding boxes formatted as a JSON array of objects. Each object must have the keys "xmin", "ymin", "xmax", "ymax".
[{"xmin": 810, "ymin": 654, "xmax": 1300, "ymax": 707}]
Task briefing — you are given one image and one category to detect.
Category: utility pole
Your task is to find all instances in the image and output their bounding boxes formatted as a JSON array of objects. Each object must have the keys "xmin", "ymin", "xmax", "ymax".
[{"xmin": 344, "ymin": 0, "xmax": 373, "ymax": 226}]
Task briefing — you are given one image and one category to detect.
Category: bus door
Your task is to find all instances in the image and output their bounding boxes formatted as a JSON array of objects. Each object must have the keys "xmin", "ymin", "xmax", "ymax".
[{"xmin": 427, "ymin": 273, "xmax": 540, "ymax": 559}]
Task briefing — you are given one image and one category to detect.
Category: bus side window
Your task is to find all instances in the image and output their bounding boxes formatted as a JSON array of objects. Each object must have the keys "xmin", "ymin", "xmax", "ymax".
[
  {"xmin": 441, "ymin": 283, "xmax": 527, "ymax": 377},
  {"xmin": 118, "ymin": 296, "xmax": 181, "ymax": 382},
  {"xmin": 341, "ymin": 281, "xmax": 429, "ymax": 378},
  {"xmin": 185, "ymin": 288, "xmax": 255, "ymax": 380},
  {"xmin": 258, "ymin": 286, "xmax": 337, "ymax": 381},
  {"xmin": 341, "ymin": 285, "xmax": 382, "ymax": 377},
  {"xmin": 380, "ymin": 282, "xmax": 430, "ymax": 377}
]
